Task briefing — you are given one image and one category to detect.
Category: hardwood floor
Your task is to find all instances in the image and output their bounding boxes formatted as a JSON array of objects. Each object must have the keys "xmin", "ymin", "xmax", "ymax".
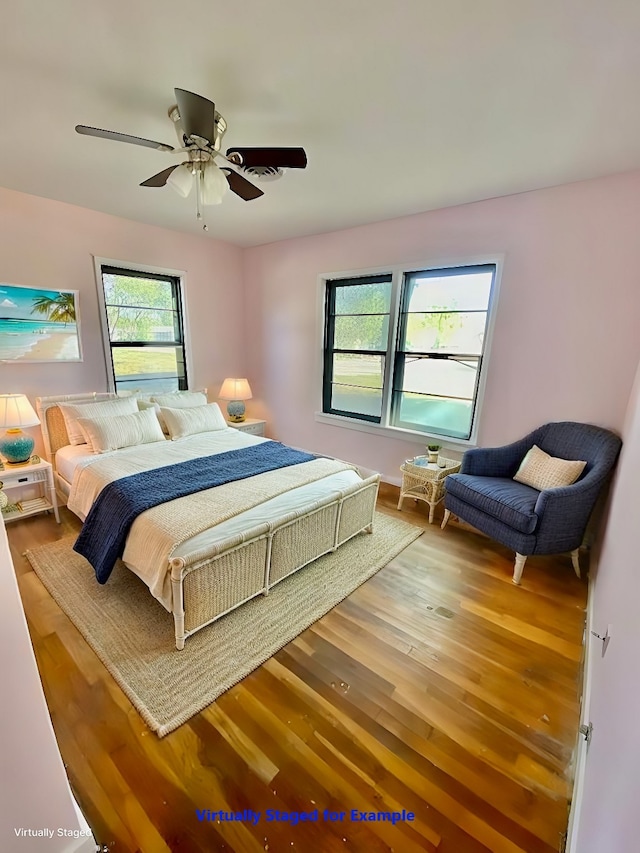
[{"xmin": 8, "ymin": 484, "xmax": 587, "ymax": 852}]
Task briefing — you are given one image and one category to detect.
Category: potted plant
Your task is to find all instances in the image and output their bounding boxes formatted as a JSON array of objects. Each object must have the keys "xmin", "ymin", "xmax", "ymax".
[{"xmin": 427, "ymin": 444, "xmax": 441, "ymax": 464}]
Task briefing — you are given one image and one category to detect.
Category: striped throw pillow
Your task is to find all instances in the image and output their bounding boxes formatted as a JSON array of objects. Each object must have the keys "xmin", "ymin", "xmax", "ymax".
[{"xmin": 76, "ymin": 408, "xmax": 165, "ymax": 453}]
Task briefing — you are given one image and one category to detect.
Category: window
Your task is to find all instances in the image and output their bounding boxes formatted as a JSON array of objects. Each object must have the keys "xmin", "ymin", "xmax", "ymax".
[
  {"xmin": 322, "ymin": 263, "xmax": 498, "ymax": 442},
  {"xmin": 98, "ymin": 264, "xmax": 188, "ymax": 394},
  {"xmin": 323, "ymin": 274, "xmax": 393, "ymax": 422}
]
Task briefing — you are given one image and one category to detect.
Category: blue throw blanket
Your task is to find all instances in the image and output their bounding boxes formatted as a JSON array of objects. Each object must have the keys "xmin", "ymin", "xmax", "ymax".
[{"xmin": 74, "ymin": 441, "xmax": 315, "ymax": 583}]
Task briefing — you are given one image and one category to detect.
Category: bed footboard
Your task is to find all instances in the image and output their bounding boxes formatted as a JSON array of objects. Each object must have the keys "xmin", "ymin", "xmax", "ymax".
[{"xmin": 169, "ymin": 473, "xmax": 379, "ymax": 649}]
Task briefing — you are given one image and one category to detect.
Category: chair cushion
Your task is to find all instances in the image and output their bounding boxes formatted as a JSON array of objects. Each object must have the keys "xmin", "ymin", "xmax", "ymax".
[
  {"xmin": 514, "ymin": 444, "xmax": 586, "ymax": 491},
  {"xmin": 446, "ymin": 474, "xmax": 540, "ymax": 534}
]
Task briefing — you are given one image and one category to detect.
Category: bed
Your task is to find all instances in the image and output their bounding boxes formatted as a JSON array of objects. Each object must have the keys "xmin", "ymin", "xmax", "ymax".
[{"xmin": 35, "ymin": 393, "xmax": 380, "ymax": 649}]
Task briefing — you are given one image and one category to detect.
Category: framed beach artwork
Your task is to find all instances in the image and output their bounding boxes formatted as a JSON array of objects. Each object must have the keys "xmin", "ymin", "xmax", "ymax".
[{"xmin": 0, "ymin": 283, "xmax": 82, "ymax": 362}]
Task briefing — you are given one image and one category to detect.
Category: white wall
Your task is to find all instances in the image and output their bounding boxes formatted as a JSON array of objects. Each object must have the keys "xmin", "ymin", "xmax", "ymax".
[
  {"xmin": 244, "ymin": 170, "xmax": 640, "ymax": 481},
  {"xmin": 0, "ymin": 520, "xmax": 94, "ymax": 852},
  {"xmin": 3, "ymin": 167, "xmax": 640, "ymax": 847},
  {"xmin": 0, "ymin": 186, "xmax": 245, "ymax": 457},
  {"xmin": 573, "ymin": 357, "xmax": 640, "ymax": 853}
]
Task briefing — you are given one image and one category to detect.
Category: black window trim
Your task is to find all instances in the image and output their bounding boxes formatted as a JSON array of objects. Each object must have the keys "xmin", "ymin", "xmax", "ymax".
[
  {"xmin": 323, "ymin": 272, "xmax": 393, "ymax": 424},
  {"xmin": 93, "ymin": 257, "xmax": 191, "ymax": 394},
  {"xmin": 319, "ymin": 259, "xmax": 502, "ymax": 445},
  {"xmin": 389, "ymin": 263, "xmax": 496, "ymax": 440}
]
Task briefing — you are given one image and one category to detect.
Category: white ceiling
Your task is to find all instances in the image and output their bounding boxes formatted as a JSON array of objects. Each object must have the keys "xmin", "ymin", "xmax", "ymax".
[{"xmin": 2, "ymin": 1, "xmax": 640, "ymax": 247}]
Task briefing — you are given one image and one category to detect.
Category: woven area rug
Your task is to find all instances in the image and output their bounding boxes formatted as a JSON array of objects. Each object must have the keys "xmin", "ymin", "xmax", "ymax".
[{"xmin": 26, "ymin": 513, "xmax": 421, "ymax": 737}]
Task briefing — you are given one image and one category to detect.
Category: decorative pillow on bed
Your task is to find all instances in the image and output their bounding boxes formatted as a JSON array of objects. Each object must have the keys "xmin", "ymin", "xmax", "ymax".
[
  {"xmin": 148, "ymin": 391, "xmax": 208, "ymax": 433},
  {"xmin": 160, "ymin": 403, "xmax": 228, "ymax": 440},
  {"xmin": 514, "ymin": 445, "xmax": 587, "ymax": 491},
  {"xmin": 58, "ymin": 397, "xmax": 139, "ymax": 446},
  {"xmin": 76, "ymin": 407, "xmax": 166, "ymax": 453},
  {"xmin": 136, "ymin": 398, "xmax": 157, "ymax": 411},
  {"xmin": 151, "ymin": 390, "xmax": 207, "ymax": 407}
]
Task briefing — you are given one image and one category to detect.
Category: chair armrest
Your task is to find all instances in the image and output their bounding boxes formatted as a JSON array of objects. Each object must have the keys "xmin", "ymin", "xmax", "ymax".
[
  {"xmin": 534, "ymin": 476, "xmax": 604, "ymax": 547},
  {"xmin": 461, "ymin": 435, "xmax": 535, "ymax": 478}
]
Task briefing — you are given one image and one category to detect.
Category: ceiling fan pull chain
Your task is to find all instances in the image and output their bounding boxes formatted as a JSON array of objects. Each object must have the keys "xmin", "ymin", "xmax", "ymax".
[
  {"xmin": 200, "ymin": 168, "xmax": 209, "ymax": 231},
  {"xmin": 195, "ymin": 167, "xmax": 203, "ymax": 221}
]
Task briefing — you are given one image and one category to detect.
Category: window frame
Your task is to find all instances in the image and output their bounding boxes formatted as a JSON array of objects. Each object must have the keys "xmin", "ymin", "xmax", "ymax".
[
  {"xmin": 316, "ymin": 256, "xmax": 503, "ymax": 447},
  {"xmin": 93, "ymin": 257, "xmax": 192, "ymax": 395},
  {"xmin": 322, "ymin": 272, "xmax": 393, "ymax": 424}
]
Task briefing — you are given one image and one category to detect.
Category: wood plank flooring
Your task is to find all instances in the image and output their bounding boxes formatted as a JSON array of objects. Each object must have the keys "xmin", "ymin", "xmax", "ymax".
[{"xmin": 8, "ymin": 484, "xmax": 587, "ymax": 852}]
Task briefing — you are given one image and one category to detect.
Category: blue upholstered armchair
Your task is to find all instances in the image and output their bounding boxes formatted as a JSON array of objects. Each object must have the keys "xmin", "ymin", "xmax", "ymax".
[{"xmin": 442, "ymin": 422, "xmax": 622, "ymax": 584}]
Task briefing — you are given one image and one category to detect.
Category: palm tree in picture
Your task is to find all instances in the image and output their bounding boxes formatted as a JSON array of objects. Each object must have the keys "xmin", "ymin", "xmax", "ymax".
[{"xmin": 31, "ymin": 292, "xmax": 76, "ymax": 325}]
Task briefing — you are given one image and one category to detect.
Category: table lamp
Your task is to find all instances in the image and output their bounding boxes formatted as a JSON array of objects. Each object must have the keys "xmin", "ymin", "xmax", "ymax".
[
  {"xmin": 0, "ymin": 394, "xmax": 40, "ymax": 464},
  {"xmin": 219, "ymin": 378, "xmax": 252, "ymax": 423}
]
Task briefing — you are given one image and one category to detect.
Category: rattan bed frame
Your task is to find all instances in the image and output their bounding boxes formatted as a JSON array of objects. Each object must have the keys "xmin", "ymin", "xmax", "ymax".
[{"xmin": 35, "ymin": 393, "xmax": 380, "ymax": 649}]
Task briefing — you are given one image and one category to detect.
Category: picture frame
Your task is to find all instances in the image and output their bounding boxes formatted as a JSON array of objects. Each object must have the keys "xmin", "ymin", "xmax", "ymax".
[{"xmin": 0, "ymin": 283, "xmax": 82, "ymax": 362}]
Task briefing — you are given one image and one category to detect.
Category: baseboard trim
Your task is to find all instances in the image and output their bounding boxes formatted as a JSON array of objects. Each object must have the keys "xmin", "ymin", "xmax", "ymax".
[{"xmin": 565, "ymin": 564, "xmax": 595, "ymax": 852}]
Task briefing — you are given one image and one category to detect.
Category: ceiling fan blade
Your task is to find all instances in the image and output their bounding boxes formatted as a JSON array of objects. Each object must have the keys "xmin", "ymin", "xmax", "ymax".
[
  {"xmin": 174, "ymin": 88, "xmax": 215, "ymax": 144},
  {"xmin": 75, "ymin": 125, "xmax": 174, "ymax": 151},
  {"xmin": 140, "ymin": 165, "xmax": 181, "ymax": 187},
  {"xmin": 221, "ymin": 169, "xmax": 264, "ymax": 201},
  {"xmin": 226, "ymin": 147, "xmax": 307, "ymax": 169}
]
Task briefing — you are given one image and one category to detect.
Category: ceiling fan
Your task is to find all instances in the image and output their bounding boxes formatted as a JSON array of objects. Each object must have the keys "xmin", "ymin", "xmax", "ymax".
[{"xmin": 75, "ymin": 88, "xmax": 307, "ymax": 227}]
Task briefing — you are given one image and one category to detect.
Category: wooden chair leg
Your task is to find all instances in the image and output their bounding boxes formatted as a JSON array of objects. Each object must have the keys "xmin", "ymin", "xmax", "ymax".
[
  {"xmin": 513, "ymin": 553, "xmax": 527, "ymax": 585},
  {"xmin": 441, "ymin": 509, "xmax": 451, "ymax": 530},
  {"xmin": 571, "ymin": 548, "xmax": 581, "ymax": 579}
]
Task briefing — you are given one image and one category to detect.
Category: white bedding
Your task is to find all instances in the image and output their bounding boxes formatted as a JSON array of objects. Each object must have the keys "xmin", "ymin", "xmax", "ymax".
[
  {"xmin": 172, "ymin": 468, "xmax": 360, "ymax": 556},
  {"xmin": 55, "ymin": 444, "xmax": 98, "ymax": 483},
  {"xmin": 60, "ymin": 429, "xmax": 362, "ymax": 610}
]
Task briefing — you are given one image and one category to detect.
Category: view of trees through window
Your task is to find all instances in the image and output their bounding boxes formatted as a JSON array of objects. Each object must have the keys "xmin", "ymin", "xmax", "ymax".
[
  {"xmin": 324, "ymin": 265, "xmax": 496, "ymax": 439},
  {"xmin": 324, "ymin": 276, "xmax": 392, "ymax": 421},
  {"xmin": 100, "ymin": 267, "xmax": 187, "ymax": 393}
]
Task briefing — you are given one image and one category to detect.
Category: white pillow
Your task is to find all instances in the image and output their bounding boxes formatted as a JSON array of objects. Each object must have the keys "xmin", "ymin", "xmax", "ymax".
[
  {"xmin": 58, "ymin": 397, "xmax": 138, "ymax": 446},
  {"xmin": 151, "ymin": 391, "xmax": 208, "ymax": 408},
  {"xmin": 76, "ymin": 408, "xmax": 165, "ymax": 453},
  {"xmin": 160, "ymin": 403, "xmax": 228, "ymax": 440},
  {"xmin": 136, "ymin": 398, "xmax": 158, "ymax": 412},
  {"xmin": 514, "ymin": 445, "xmax": 586, "ymax": 491},
  {"xmin": 149, "ymin": 391, "xmax": 208, "ymax": 433}
]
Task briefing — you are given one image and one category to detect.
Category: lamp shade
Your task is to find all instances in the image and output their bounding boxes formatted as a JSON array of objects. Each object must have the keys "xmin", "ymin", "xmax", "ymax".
[
  {"xmin": 167, "ymin": 164, "xmax": 194, "ymax": 198},
  {"xmin": 0, "ymin": 394, "xmax": 40, "ymax": 429},
  {"xmin": 218, "ymin": 378, "xmax": 252, "ymax": 423},
  {"xmin": 218, "ymin": 378, "xmax": 252, "ymax": 401},
  {"xmin": 202, "ymin": 160, "xmax": 229, "ymax": 205}
]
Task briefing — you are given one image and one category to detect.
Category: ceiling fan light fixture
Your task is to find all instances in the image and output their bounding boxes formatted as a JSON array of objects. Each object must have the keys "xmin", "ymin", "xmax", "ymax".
[
  {"xmin": 202, "ymin": 160, "xmax": 229, "ymax": 205},
  {"xmin": 166, "ymin": 164, "xmax": 193, "ymax": 198},
  {"xmin": 76, "ymin": 88, "xmax": 306, "ymax": 216}
]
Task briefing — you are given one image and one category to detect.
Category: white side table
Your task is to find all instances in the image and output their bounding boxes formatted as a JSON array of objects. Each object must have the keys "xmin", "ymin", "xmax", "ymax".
[
  {"xmin": 398, "ymin": 456, "xmax": 461, "ymax": 524},
  {"xmin": 226, "ymin": 418, "xmax": 266, "ymax": 436},
  {"xmin": 0, "ymin": 458, "xmax": 60, "ymax": 524}
]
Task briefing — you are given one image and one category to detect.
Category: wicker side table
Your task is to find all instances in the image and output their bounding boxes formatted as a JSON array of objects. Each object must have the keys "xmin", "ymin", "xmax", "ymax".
[{"xmin": 397, "ymin": 456, "xmax": 462, "ymax": 524}]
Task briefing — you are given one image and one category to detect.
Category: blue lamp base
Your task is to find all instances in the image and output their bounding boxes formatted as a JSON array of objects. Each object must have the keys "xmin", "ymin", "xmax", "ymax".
[
  {"xmin": 226, "ymin": 400, "xmax": 246, "ymax": 423},
  {"xmin": 0, "ymin": 429, "xmax": 35, "ymax": 464}
]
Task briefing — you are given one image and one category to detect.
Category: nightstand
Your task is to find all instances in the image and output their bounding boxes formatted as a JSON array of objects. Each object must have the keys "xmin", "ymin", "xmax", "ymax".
[
  {"xmin": 0, "ymin": 457, "xmax": 60, "ymax": 524},
  {"xmin": 397, "ymin": 456, "xmax": 461, "ymax": 524},
  {"xmin": 226, "ymin": 418, "xmax": 266, "ymax": 437}
]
